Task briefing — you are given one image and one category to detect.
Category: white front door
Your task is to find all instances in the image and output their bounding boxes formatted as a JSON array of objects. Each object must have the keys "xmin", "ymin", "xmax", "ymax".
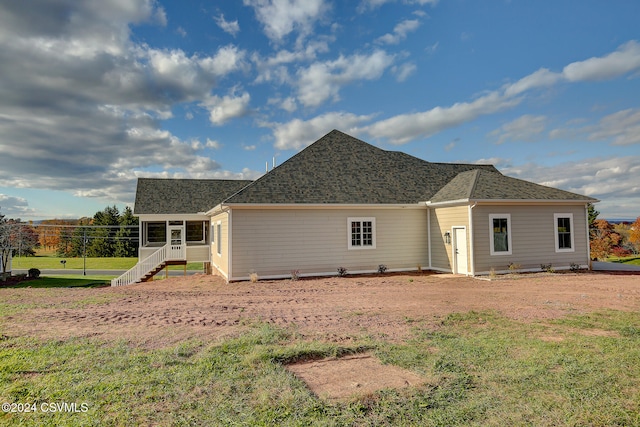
[
  {"xmin": 453, "ymin": 227, "xmax": 468, "ymax": 274},
  {"xmin": 167, "ymin": 225, "xmax": 185, "ymax": 260}
]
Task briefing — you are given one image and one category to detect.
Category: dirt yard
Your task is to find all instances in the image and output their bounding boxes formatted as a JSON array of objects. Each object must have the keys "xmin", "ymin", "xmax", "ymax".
[
  {"xmin": 2, "ymin": 271, "xmax": 639, "ymax": 400},
  {"xmin": 3, "ymin": 271, "xmax": 639, "ymax": 345}
]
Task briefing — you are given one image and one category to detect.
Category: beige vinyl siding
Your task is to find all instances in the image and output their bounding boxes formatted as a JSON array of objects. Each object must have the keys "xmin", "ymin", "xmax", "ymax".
[
  {"xmin": 430, "ymin": 205, "xmax": 470, "ymax": 272},
  {"xmin": 185, "ymin": 246, "xmax": 210, "ymax": 262},
  {"xmin": 473, "ymin": 204, "xmax": 589, "ymax": 274},
  {"xmin": 230, "ymin": 207, "xmax": 427, "ymax": 280},
  {"xmin": 210, "ymin": 212, "xmax": 230, "ymax": 278}
]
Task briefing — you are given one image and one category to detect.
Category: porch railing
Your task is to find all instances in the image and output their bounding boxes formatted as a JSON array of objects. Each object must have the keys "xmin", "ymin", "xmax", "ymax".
[{"xmin": 111, "ymin": 245, "xmax": 167, "ymax": 287}]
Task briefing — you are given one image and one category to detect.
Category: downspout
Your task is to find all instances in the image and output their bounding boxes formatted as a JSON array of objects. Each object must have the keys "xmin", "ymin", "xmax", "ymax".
[
  {"xmin": 138, "ymin": 217, "xmax": 142, "ymax": 261},
  {"xmin": 585, "ymin": 204, "xmax": 591, "ymax": 270},
  {"xmin": 228, "ymin": 209, "xmax": 233, "ymax": 280},
  {"xmin": 469, "ymin": 202, "xmax": 477, "ymax": 276},
  {"xmin": 427, "ymin": 207, "xmax": 432, "ymax": 270}
]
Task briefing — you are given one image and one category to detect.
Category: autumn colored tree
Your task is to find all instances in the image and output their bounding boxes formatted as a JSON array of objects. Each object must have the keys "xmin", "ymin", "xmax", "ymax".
[
  {"xmin": 590, "ymin": 219, "xmax": 621, "ymax": 260},
  {"xmin": 630, "ymin": 217, "xmax": 640, "ymax": 252},
  {"xmin": 37, "ymin": 219, "xmax": 72, "ymax": 251}
]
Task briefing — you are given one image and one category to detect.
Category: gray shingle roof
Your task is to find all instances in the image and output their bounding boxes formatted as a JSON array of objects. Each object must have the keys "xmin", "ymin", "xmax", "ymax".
[
  {"xmin": 134, "ymin": 178, "xmax": 252, "ymax": 215},
  {"xmin": 224, "ymin": 130, "xmax": 498, "ymax": 204},
  {"xmin": 430, "ymin": 169, "xmax": 597, "ymax": 203},
  {"xmin": 134, "ymin": 130, "xmax": 596, "ymax": 213}
]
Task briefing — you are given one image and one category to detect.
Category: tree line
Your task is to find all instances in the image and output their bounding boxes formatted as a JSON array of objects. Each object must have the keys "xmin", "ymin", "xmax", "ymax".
[{"xmin": 1, "ymin": 205, "xmax": 139, "ymax": 264}]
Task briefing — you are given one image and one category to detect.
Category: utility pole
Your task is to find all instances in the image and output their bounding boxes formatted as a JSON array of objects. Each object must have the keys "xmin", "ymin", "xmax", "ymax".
[{"xmin": 83, "ymin": 228, "xmax": 87, "ymax": 276}]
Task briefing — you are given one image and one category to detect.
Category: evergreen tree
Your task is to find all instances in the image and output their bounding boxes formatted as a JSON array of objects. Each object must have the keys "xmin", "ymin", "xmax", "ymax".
[
  {"xmin": 87, "ymin": 206, "xmax": 119, "ymax": 257},
  {"xmin": 115, "ymin": 206, "xmax": 138, "ymax": 257}
]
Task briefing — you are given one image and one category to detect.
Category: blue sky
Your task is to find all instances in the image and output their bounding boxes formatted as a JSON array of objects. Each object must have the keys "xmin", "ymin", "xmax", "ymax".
[{"xmin": 1, "ymin": 0, "xmax": 639, "ymax": 220}]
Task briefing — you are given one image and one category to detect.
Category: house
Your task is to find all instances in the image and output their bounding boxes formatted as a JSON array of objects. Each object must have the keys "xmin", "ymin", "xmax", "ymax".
[{"xmin": 112, "ymin": 130, "xmax": 597, "ymax": 286}]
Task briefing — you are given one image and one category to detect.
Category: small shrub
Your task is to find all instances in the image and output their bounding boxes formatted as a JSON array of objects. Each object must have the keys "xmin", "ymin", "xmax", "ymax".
[
  {"xmin": 28, "ymin": 268, "xmax": 41, "ymax": 279},
  {"xmin": 377, "ymin": 264, "xmax": 387, "ymax": 274},
  {"xmin": 337, "ymin": 267, "xmax": 348, "ymax": 277},
  {"xmin": 570, "ymin": 262, "xmax": 581, "ymax": 272},
  {"xmin": 508, "ymin": 262, "xmax": 521, "ymax": 273},
  {"xmin": 540, "ymin": 263, "xmax": 554, "ymax": 273},
  {"xmin": 611, "ymin": 246, "xmax": 632, "ymax": 258},
  {"xmin": 489, "ymin": 267, "xmax": 497, "ymax": 279},
  {"xmin": 417, "ymin": 264, "xmax": 422, "ymax": 272},
  {"xmin": 249, "ymin": 272, "xmax": 259, "ymax": 283},
  {"xmin": 290, "ymin": 270, "xmax": 300, "ymax": 281}
]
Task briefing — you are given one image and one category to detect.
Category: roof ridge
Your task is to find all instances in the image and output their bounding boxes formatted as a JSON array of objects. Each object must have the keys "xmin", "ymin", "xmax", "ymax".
[{"xmin": 467, "ymin": 169, "xmax": 481, "ymax": 198}]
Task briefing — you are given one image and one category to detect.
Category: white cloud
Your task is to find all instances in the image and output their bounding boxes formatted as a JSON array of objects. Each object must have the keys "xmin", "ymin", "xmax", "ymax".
[
  {"xmin": 215, "ymin": 14, "xmax": 240, "ymax": 36},
  {"xmin": 358, "ymin": 0, "xmax": 437, "ymax": 12},
  {"xmin": 376, "ymin": 19, "xmax": 421, "ymax": 45},
  {"xmin": 280, "ymin": 97, "xmax": 298, "ymax": 112},
  {"xmin": 361, "ymin": 40, "xmax": 640, "ymax": 145},
  {"xmin": 549, "ymin": 108, "xmax": 640, "ymax": 146},
  {"xmin": 502, "ymin": 156, "xmax": 640, "ymax": 217},
  {"xmin": 504, "ymin": 41, "xmax": 640, "ymax": 98},
  {"xmin": 243, "ymin": 0, "xmax": 329, "ymax": 42},
  {"xmin": 201, "ymin": 92, "xmax": 251, "ymax": 125},
  {"xmin": 562, "ymin": 40, "xmax": 640, "ymax": 82},
  {"xmin": 243, "ymin": 145, "xmax": 257, "ymax": 151},
  {"xmin": 0, "ymin": 0, "xmax": 252, "ymax": 205},
  {"xmin": 269, "ymin": 112, "xmax": 376, "ymax": 150},
  {"xmin": 0, "ymin": 194, "xmax": 35, "ymax": 218},
  {"xmin": 199, "ymin": 45, "xmax": 248, "ymax": 77},
  {"xmin": 296, "ymin": 50, "xmax": 395, "ymax": 107},
  {"xmin": 362, "ymin": 91, "xmax": 521, "ymax": 144},
  {"xmin": 489, "ymin": 115, "xmax": 547, "ymax": 145},
  {"xmin": 503, "ymin": 68, "xmax": 561, "ymax": 97},
  {"xmin": 392, "ymin": 62, "xmax": 417, "ymax": 82},
  {"xmin": 206, "ymin": 138, "xmax": 222, "ymax": 149},
  {"xmin": 588, "ymin": 109, "xmax": 640, "ymax": 146}
]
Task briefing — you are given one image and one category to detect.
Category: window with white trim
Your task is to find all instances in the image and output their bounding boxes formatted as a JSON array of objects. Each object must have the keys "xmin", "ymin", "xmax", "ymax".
[
  {"xmin": 216, "ymin": 222, "xmax": 222, "ymax": 255},
  {"xmin": 554, "ymin": 213, "xmax": 575, "ymax": 252},
  {"xmin": 489, "ymin": 214, "xmax": 512, "ymax": 255},
  {"xmin": 348, "ymin": 217, "xmax": 376, "ymax": 250}
]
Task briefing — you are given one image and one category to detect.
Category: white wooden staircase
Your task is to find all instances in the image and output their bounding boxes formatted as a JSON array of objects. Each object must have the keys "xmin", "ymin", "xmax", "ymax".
[{"xmin": 111, "ymin": 244, "xmax": 186, "ymax": 286}]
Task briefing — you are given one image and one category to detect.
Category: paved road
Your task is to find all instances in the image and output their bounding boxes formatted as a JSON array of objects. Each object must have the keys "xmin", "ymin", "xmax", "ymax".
[{"xmin": 592, "ymin": 261, "xmax": 640, "ymax": 272}]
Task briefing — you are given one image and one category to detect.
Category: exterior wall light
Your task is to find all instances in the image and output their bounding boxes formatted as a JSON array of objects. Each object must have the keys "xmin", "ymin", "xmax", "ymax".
[{"xmin": 444, "ymin": 231, "xmax": 451, "ymax": 244}]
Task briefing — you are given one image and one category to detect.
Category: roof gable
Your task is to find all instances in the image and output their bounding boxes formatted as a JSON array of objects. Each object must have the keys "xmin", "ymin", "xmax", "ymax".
[
  {"xmin": 134, "ymin": 178, "xmax": 252, "ymax": 215},
  {"xmin": 224, "ymin": 130, "xmax": 497, "ymax": 205},
  {"xmin": 430, "ymin": 169, "xmax": 597, "ymax": 203}
]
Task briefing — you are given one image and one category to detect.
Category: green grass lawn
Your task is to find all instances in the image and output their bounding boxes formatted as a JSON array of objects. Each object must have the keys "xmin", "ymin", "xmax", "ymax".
[
  {"xmin": 0, "ymin": 310, "xmax": 639, "ymax": 426},
  {"xmin": 619, "ymin": 257, "xmax": 640, "ymax": 266},
  {"xmin": 1, "ymin": 276, "xmax": 112, "ymax": 288},
  {"xmin": 11, "ymin": 256, "xmax": 204, "ymax": 271}
]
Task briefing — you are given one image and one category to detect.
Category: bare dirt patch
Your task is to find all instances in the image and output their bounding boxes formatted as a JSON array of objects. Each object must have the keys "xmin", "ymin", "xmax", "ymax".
[
  {"xmin": 2, "ymin": 271, "xmax": 639, "ymax": 400},
  {"xmin": 286, "ymin": 353, "xmax": 426, "ymax": 401},
  {"xmin": 3, "ymin": 271, "xmax": 639, "ymax": 345}
]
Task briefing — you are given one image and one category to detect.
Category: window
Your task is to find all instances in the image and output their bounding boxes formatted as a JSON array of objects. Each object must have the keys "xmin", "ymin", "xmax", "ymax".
[
  {"xmin": 216, "ymin": 222, "xmax": 222, "ymax": 255},
  {"xmin": 186, "ymin": 221, "xmax": 208, "ymax": 244},
  {"xmin": 489, "ymin": 214, "xmax": 512, "ymax": 255},
  {"xmin": 554, "ymin": 213, "xmax": 574, "ymax": 252},
  {"xmin": 348, "ymin": 217, "xmax": 376, "ymax": 250},
  {"xmin": 144, "ymin": 222, "xmax": 166, "ymax": 245}
]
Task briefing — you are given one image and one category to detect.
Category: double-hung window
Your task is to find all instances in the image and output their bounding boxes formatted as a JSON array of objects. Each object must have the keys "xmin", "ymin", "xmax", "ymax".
[
  {"xmin": 489, "ymin": 214, "xmax": 512, "ymax": 255},
  {"xmin": 216, "ymin": 222, "xmax": 222, "ymax": 255},
  {"xmin": 348, "ymin": 217, "xmax": 376, "ymax": 250},
  {"xmin": 554, "ymin": 213, "xmax": 574, "ymax": 252}
]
